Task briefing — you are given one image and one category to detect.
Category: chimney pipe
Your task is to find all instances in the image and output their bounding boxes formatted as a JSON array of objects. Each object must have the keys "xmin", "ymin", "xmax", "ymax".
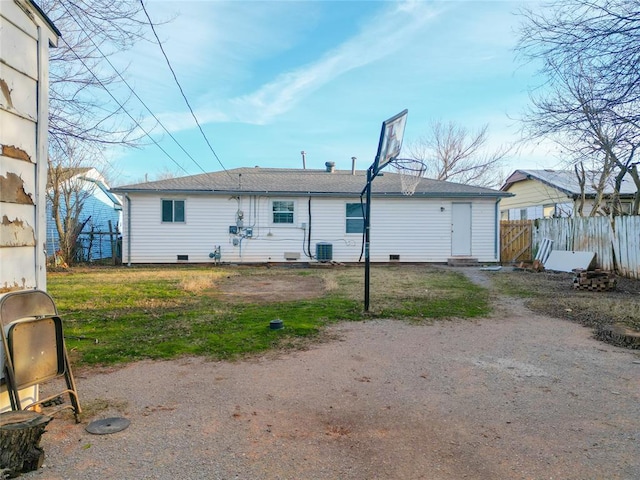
[
  {"xmin": 301, "ymin": 151, "xmax": 306, "ymax": 169},
  {"xmin": 325, "ymin": 161, "xmax": 335, "ymax": 173},
  {"xmin": 351, "ymin": 157, "xmax": 357, "ymax": 175}
]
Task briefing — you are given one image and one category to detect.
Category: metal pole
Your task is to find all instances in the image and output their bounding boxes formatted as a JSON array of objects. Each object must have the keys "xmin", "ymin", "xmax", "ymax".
[{"xmin": 364, "ymin": 167, "xmax": 373, "ymax": 311}]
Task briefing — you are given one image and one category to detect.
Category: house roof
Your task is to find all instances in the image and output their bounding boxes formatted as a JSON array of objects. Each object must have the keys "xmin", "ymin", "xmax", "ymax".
[
  {"xmin": 27, "ymin": 0, "xmax": 62, "ymax": 38},
  {"xmin": 46, "ymin": 167, "xmax": 93, "ymax": 187},
  {"xmin": 501, "ymin": 169, "xmax": 638, "ymax": 197},
  {"xmin": 111, "ymin": 167, "xmax": 510, "ymax": 199}
]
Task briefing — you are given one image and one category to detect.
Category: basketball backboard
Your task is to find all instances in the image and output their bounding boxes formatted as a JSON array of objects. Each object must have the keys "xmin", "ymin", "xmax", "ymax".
[{"xmin": 372, "ymin": 109, "xmax": 408, "ymax": 176}]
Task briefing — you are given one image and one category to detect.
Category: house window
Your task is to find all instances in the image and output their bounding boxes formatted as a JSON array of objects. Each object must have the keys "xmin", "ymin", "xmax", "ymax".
[
  {"xmin": 162, "ymin": 199, "xmax": 185, "ymax": 222},
  {"xmin": 519, "ymin": 209, "xmax": 527, "ymax": 220},
  {"xmin": 272, "ymin": 200, "xmax": 294, "ymax": 224},
  {"xmin": 346, "ymin": 202, "xmax": 366, "ymax": 233},
  {"xmin": 543, "ymin": 204, "xmax": 555, "ymax": 218}
]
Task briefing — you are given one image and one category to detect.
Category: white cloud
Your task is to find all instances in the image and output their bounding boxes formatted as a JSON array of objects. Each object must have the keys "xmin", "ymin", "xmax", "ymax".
[{"xmin": 150, "ymin": 1, "xmax": 442, "ymax": 130}]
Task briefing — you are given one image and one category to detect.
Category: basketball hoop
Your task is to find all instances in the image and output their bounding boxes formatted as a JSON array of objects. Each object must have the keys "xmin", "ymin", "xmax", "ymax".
[{"xmin": 392, "ymin": 158, "xmax": 426, "ymax": 196}]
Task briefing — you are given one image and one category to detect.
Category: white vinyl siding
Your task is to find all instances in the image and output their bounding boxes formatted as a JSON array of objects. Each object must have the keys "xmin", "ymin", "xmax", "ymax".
[{"xmin": 121, "ymin": 194, "xmax": 500, "ymax": 264}]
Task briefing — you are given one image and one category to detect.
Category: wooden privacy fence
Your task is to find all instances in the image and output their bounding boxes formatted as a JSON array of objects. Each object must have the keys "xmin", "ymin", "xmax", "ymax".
[
  {"xmin": 532, "ymin": 216, "xmax": 640, "ymax": 280},
  {"xmin": 500, "ymin": 220, "xmax": 533, "ymax": 263}
]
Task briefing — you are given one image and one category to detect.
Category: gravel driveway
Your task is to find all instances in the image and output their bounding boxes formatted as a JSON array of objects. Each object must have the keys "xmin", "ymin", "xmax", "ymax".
[{"xmin": 26, "ymin": 283, "xmax": 640, "ymax": 479}]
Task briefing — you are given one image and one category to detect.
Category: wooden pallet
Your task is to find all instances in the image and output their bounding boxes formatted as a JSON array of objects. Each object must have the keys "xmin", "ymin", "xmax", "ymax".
[{"xmin": 572, "ymin": 269, "xmax": 617, "ymax": 291}]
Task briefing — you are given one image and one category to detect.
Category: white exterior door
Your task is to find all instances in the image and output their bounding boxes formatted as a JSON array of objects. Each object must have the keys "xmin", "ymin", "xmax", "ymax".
[{"xmin": 451, "ymin": 203, "xmax": 472, "ymax": 256}]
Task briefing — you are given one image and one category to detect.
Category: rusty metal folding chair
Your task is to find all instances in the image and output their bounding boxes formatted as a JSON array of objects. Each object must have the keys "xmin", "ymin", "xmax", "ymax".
[{"xmin": 0, "ymin": 290, "xmax": 81, "ymax": 421}]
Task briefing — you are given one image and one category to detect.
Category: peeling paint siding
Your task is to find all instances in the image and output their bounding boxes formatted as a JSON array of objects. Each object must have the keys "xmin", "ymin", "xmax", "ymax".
[
  {"xmin": 0, "ymin": 214, "xmax": 36, "ymax": 246},
  {"xmin": 0, "ymin": 110, "xmax": 37, "ymax": 161},
  {"xmin": 0, "ymin": 171, "xmax": 35, "ymax": 204},
  {"xmin": 0, "ymin": 0, "xmax": 57, "ymax": 291},
  {"xmin": 0, "ymin": 247, "xmax": 33, "ymax": 293},
  {"xmin": 0, "ymin": 61, "xmax": 38, "ymax": 120}
]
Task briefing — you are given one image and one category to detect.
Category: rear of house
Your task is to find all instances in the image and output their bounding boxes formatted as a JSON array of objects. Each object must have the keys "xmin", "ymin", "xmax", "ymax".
[{"xmin": 113, "ymin": 167, "xmax": 509, "ymax": 265}]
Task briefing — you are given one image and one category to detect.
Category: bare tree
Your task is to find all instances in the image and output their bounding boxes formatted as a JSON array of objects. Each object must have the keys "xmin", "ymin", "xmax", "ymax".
[
  {"xmin": 47, "ymin": 140, "xmax": 97, "ymax": 266},
  {"xmin": 517, "ymin": 0, "xmax": 640, "ymax": 215},
  {"xmin": 405, "ymin": 120, "xmax": 511, "ymax": 188},
  {"xmin": 38, "ymin": 0, "xmax": 156, "ymax": 154}
]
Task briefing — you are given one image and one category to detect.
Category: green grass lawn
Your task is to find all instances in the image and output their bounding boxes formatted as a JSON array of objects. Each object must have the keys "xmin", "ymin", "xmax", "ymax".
[{"xmin": 47, "ymin": 265, "xmax": 489, "ymax": 366}]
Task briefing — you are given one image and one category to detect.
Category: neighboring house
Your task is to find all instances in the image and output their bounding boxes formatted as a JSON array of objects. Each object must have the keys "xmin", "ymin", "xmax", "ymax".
[
  {"xmin": 500, "ymin": 169, "xmax": 638, "ymax": 220},
  {"xmin": 46, "ymin": 167, "xmax": 122, "ymax": 262},
  {"xmin": 0, "ymin": 0, "xmax": 59, "ymax": 291},
  {"xmin": 111, "ymin": 164, "xmax": 511, "ymax": 265}
]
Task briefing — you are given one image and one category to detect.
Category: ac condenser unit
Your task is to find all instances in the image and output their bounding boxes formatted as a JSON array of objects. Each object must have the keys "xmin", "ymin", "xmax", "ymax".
[{"xmin": 315, "ymin": 242, "xmax": 333, "ymax": 262}]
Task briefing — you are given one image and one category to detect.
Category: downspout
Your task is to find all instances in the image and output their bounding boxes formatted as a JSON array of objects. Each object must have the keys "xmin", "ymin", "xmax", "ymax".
[
  {"xmin": 495, "ymin": 199, "xmax": 500, "ymax": 262},
  {"xmin": 35, "ymin": 24, "xmax": 53, "ymax": 290},
  {"xmin": 125, "ymin": 194, "xmax": 132, "ymax": 266}
]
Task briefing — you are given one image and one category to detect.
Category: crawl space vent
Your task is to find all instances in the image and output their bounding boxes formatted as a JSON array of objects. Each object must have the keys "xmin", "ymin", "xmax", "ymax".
[
  {"xmin": 389, "ymin": 254, "xmax": 400, "ymax": 261},
  {"xmin": 177, "ymin": 255, "xmax": 189, "ymax": 261}
]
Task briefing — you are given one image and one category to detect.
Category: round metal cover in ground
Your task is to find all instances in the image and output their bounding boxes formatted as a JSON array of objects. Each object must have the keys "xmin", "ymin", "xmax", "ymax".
[
  {"xmin": 269, "ymin": 319, "xmax": 283, "ymax": 330},
  {"xmin": 86, "ymin": 417, "xmax": 130, "ymax": 435}
]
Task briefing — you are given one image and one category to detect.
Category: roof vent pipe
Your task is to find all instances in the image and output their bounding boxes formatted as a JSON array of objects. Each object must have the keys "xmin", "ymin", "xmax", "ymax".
[
  {"xmin": 325, "ymin": 161, "xmax": 335, "ymax": 173},
  {"xmin": 301, "ymin": 151, "xmax": 306, "ymax": 169},
  {"xmin": 351, "ymin": 157, "xmax": 357, "ymax": 175}
]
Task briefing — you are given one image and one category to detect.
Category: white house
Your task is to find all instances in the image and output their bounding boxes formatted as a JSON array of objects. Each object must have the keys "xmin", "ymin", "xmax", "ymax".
[
  {"xmin": 112, "ymin": 165, "xmax": 511, "ymax": 265},
  {"xmin": 0, "ymin": 0, "xmax": 59, "ymax": 292},
  {"xmin": 46, "ymin": 167, "xmax": 122, "ymax": 262}
]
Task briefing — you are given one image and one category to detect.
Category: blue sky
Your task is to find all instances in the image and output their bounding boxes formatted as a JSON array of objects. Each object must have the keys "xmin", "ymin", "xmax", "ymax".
[{"xmin": 109, "ymin": 0, "xmax": 557, "ymax": 186}]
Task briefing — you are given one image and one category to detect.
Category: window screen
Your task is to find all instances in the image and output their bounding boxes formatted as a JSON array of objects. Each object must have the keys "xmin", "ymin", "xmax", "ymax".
[
  {"xmin": 272, "ymin": 200, "xmax": 294, "ymax": 224},
  {"xmin": 162, "ymin": 200, "xmax": 185, "ymax": 222},
  {"xmin": 346, "ymin": 202, "xmax": 365, "ymax": 233}
]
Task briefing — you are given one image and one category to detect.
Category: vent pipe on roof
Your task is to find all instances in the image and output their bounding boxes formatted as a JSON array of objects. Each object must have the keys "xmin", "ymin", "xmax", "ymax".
[
  {"xmin": 325, "ymin": 161, "xmax": 335, "ymax": 173},
  {"xmin": 351, "ymin": 157, "xmax": 357, "ymax": 175},
  {"xmin": 301, "ymin": 151, "xmax": 306, "ymax": 169}
]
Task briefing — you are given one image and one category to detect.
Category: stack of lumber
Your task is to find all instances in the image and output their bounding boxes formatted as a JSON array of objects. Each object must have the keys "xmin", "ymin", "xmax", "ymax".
[{"xmin": 572, "ymin": 269, "xmax": 617, "ymax": 291}]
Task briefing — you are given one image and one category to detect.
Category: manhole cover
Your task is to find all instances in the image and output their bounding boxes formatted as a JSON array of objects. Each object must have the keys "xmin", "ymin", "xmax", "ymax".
[{"xmin": 85, "ymin": 417, "xmax": 130, "ymax": 435}]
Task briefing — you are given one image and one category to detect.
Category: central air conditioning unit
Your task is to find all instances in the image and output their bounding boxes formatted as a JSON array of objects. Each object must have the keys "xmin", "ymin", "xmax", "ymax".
[{"xmin": 315, "ymin": 242, "xmax": 333, "ymax": 262}]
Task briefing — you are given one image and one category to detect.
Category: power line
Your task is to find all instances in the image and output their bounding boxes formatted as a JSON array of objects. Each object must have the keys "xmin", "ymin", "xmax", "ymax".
[
  {"xmin": 140, "ymin": 0, "xmax": 230, "ymax": 175},
  {"xmin": 57, "ymin": 35, "xmax": 198, "ymax": 183},
  {"xmin": 61, "ymin": 1, "xmax": 216, "ymax": 181}
]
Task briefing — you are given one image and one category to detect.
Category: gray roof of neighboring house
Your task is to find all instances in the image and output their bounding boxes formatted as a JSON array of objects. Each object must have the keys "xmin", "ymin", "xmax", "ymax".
[
  {"xmin": 111, "ymin": 167, "xmax": 510, "ymax": 198},
  {"xmin": 501, "ymin": 169, "xmax": 638, "ymax": 197}
]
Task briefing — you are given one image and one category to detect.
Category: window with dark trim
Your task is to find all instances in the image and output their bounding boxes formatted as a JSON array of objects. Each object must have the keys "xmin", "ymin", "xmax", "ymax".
[
  {"xmin": 162, "ymin": 199, "xmax": 185, "ymax": 222},
  {"xmin": 346, "ymin": 202, "xmax": 365, "ymax": 233},
  {"xmin": 272, "ymin": 200, "xmax": 294, "ymax": 224}
]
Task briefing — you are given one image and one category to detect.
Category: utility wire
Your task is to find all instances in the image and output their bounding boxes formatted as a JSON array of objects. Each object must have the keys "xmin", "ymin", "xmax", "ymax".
[
  {"xmin": 61, "ymin": 1, "xmax": 215, "ymax": 182},
  {"xmin": 140, "ymin": 0, "xmax": 230, "ymax": 176},
  {"xmin": 58, "ymin": 35, "xmax": 198, "ymax": 183}
]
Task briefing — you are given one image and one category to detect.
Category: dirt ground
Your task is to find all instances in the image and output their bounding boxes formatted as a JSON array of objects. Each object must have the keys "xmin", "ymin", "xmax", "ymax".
[
  {"xmin": 216, "ymin": 273, "xmax": 325, "ymax": 303},
  {"xmin": 24, "ymin": 268, "xmax": 640, "ymax": 480}
]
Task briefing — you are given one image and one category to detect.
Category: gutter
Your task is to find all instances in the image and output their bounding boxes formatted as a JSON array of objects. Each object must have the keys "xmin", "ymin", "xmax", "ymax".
[{"xmin": 110, "ymin": 189, "xmax": 512, "ymax": 199}]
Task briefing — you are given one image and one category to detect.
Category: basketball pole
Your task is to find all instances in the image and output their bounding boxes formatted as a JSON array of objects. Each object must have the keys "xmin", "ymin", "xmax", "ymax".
[
  {"xmin": 364, "ymin": 166, "xmax": 373, "ymax": 312},
  {"xmin": 362, "ymin": 109, "xmax": 408, "ymax": 313}
]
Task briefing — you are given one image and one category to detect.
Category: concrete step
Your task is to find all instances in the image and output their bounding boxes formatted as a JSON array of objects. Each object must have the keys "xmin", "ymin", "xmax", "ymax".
[{"xmin": 447, "ymin": 257, "xmax": 479, "ymax": 266}]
